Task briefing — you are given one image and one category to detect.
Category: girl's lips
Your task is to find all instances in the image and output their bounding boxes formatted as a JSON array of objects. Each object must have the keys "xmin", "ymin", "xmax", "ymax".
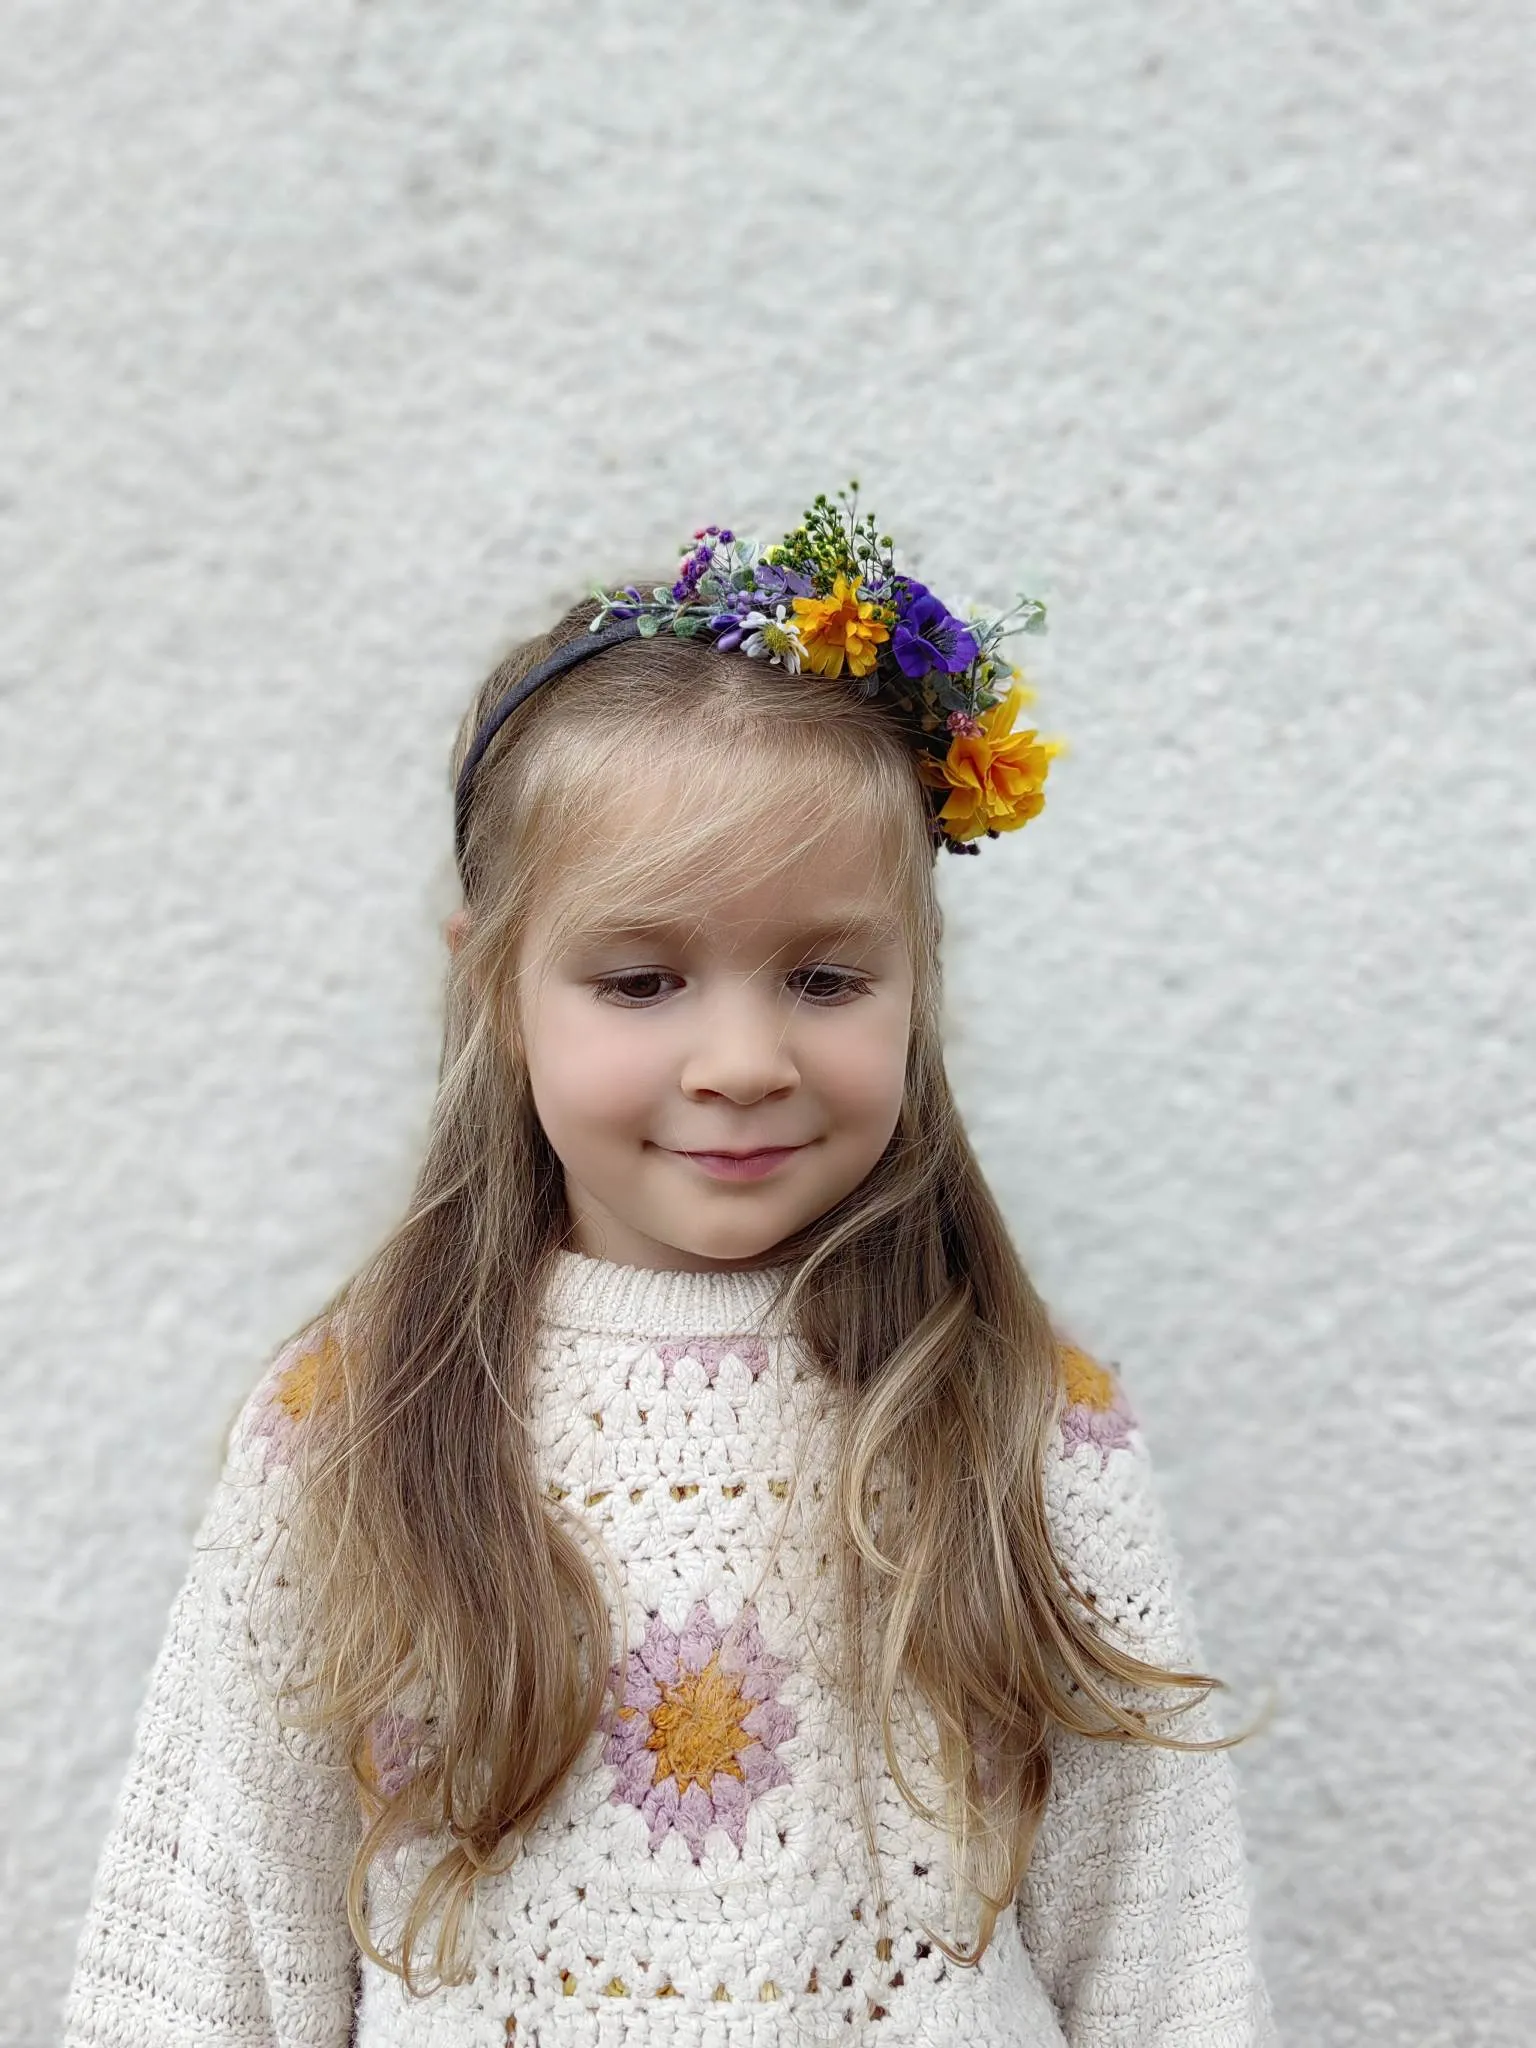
[{"xmin": 673, "ymin": 1146, "xmax": 806, "ymax": 1182}]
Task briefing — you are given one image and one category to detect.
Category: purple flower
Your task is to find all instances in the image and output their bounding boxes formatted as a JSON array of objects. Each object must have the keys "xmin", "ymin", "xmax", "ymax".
[
  {"xmin": 751, "ymin": 561, "xmax": 812, "ymax": 603},
  {"xmin": 672, "ymin": 548, "xmax": 716, "ymax": 602},
  {"xmin": 892, "ymin": 580, "xmax": 978, "ymax": 679}
]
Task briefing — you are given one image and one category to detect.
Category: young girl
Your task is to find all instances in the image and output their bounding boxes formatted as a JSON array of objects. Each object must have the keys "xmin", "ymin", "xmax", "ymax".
[{"xmin": 64, "ymin": 490, "xmax": 1272, "ymax": 2047}]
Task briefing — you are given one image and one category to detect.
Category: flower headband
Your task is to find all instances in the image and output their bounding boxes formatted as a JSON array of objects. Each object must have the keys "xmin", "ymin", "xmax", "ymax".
[{"xmin": 455, "ymin": 485, "xmax": 1060, "ymax": 867}]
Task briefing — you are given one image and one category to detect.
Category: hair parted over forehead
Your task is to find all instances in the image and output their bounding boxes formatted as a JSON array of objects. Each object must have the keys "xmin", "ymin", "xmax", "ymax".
[
  {"xmin": 453, "ymin": 595, "xmax": 943, "ymax": 1030},
  {"xmin": 270, "ymin": 585, "xmax": 1222, "ymax": 1999}
]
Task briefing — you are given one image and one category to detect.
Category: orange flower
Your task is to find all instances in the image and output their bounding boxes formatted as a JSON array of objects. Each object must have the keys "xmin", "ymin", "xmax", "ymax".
[
  {"xmin": 916, "ymin": 684, "xmax": 1062, "ymax": 841},
  {"xmin": 791, "ymin": 574, "xmax": 890, "ymax": 679}
]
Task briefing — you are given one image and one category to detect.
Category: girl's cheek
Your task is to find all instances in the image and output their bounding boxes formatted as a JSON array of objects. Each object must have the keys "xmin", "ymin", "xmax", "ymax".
[
  {"xmin": 821, "ymin": 1036, "xmax": 905, "ymax": 1125},
  {"xmin": 530, "ymin": 1000, "xmax": 622, "ymax": 1114},
  {"xmin": 571, "ymin": 1012, "xmax": 672, "ymax": 1116}
]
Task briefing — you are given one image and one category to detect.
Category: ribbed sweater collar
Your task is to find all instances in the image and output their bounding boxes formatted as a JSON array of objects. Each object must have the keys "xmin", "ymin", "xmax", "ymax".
[{"xmin": 540, "ymin": 1248, "xmax": 797, "ymax": 1341}]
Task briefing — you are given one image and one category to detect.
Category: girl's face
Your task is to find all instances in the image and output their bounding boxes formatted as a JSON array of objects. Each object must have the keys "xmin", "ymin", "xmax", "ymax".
[{"xmin": 514, "ymin": 800, "xmax": 916, "ymax": 1273}]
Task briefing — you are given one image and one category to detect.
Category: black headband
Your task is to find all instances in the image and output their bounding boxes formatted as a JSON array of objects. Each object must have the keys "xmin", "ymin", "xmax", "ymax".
[{"xmin": 453, "ymin": 617, "xmax": 643, "ymax": 871}]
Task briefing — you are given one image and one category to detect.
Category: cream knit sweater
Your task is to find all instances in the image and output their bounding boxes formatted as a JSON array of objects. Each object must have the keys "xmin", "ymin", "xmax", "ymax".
[{"xmin": 64, "ymin": 1252, "xmax": 1272, "ymax": 2047}]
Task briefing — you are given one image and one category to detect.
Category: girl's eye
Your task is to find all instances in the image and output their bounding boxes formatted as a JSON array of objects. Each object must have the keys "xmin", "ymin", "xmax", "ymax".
[
  {"xmin": 592, "ymin": 970, "xmax": 678, "ymax": 1006},
  {"xmin": 591, "ymin": 967, "xmax": 873, "ymax": 1008},
  {"xmin": 792, "ymin": 967, "xmax": 872, "ymax": 1005}
]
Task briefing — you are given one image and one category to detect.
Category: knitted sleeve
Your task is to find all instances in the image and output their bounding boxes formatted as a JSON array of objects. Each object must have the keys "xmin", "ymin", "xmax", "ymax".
[
  {"xmin": 1014, "ymin": 1352, "xmax": 1275, "ymax": 2048},
  {"xmin": 62, "ymin": 1344, "xmax": 363, "ymax": 2048}
]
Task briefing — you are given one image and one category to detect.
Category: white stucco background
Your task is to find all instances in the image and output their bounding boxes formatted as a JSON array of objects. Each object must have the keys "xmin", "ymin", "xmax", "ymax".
[{"xmin": 3, "ymin": 3, "xmax": 1532, "ymax": 2042}]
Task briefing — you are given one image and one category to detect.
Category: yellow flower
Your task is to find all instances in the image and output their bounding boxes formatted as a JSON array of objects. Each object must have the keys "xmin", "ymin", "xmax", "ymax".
[
  {"xmin": 791, "ymin": 574, "xmax": 891, "ymax": 679},
  {"xmin": 916, "ymin": 684, "xmax": 1063, "ymax": 842}
]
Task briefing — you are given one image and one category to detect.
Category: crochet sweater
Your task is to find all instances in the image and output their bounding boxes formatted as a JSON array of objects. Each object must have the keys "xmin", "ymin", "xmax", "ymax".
[{"xmin": 64, "ymin": 1252, "xmax": 1272, "ymax": 2048}]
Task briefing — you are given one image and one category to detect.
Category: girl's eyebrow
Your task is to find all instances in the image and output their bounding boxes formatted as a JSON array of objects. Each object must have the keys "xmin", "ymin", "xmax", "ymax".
[
  {"xmin": 777, "ymin": 913, "xmax": 905, "ymax": 953},
  {"xmin": 560, "ymin": 908, "xmax": 903, "ymax": 954}
]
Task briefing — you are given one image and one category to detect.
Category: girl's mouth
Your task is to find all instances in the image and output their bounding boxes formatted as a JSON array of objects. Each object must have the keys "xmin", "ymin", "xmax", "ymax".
[{"xmin": 673, "ymin": 1146, "xmax": 806, "ymax": 1182}]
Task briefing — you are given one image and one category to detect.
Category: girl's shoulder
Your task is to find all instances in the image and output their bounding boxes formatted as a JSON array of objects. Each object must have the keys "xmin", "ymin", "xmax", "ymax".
[
  {"xmin": 227, "ymin": 1317, "xmax": 346, "ymax": 1482},
  {"xmin": 1053, "ymin": 1341, "xmax": 1141, "ymax": 1468},
  {"xmin": 194, "ymin": 1321, "xmax": 350, "ymax": 1640},
  {"xmin": 1045, "ymin": 1340, "xmax": 1190, "ymax": 1660}
]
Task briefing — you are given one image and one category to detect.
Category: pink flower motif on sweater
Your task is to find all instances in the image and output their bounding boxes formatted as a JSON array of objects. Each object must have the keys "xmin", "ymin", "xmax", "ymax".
[
  {"xmin": 245, "ymin": 1330, "xmax": 339, "ymax": 1468},
  {"xmin": 655, "ymin": 1336, "xmax": 770, "ymax": 1385},
  {"xmin": 364, "ymin": 1712, "xmax": 429, "ymax": 1799},
  {"xmin": 604, "ymin": 1601, "xmax": 795, "ymax": 1861},
  {"xmin": 1058, "ymin": 1347, "xmax": 1137, "ymax": 1464}
]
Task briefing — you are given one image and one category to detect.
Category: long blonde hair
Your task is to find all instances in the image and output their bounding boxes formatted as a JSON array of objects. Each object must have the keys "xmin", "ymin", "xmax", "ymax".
[{"xmin": 273, "ymin": 597, "xmax": 1218, "ymax": 1992}]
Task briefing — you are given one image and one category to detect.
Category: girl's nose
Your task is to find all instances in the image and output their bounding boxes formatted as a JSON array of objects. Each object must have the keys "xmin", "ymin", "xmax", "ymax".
[{"xmin": 678, "ymin": 983, "xmax": 800, "ymax": 1104}]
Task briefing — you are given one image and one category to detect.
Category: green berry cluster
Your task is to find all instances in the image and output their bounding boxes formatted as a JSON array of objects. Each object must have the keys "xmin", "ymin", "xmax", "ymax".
[{"xmin": 765, "ymin": 483, "xmax": 897, "ymax": 597}]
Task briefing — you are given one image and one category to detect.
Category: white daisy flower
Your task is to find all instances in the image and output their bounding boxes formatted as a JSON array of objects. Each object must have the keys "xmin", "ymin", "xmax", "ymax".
[{"xmin": 740, "ymin": 605, "xmax": 806, "ymax": 673}]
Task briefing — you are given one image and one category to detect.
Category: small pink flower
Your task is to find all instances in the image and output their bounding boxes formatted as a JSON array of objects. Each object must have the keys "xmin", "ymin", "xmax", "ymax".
[{"xmin": 1058, "ymin": 1347, "xmax": 1137, "ymax": 1464}]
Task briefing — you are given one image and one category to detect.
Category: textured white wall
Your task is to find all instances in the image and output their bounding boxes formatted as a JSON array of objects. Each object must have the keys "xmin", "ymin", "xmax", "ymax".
[{"xmin": 3, "ymin": 3, "xmax": 1531, "ymax": 2042}]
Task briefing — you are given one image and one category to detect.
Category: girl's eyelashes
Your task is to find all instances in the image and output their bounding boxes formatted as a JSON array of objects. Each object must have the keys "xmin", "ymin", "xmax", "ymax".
[
  {"xmin": 793, "ymin": 966, "xmax": 874, "ymax": 1005},
  {"xmin": 591, "ymin": 969, "xmax": 677, "ymax": 1006},
  {"xmin": 589, "ymin": 967, "xmax": 874, "ymax": 1008}
]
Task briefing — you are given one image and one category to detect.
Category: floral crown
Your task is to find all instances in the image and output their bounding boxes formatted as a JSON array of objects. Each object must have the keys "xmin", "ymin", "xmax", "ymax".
[
  {"xmin": 453, "ymin": 487, "xmax": 1061, "ymax": 872},
  {"xmin": 588, "ymin": 484, "xmax": 1061, "ymax": 854}
]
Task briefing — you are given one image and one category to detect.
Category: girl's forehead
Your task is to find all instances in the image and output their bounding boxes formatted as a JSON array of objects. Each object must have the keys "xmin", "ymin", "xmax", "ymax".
[
  {"xmin": 539, "ymin": 849, "xmax": 907, "ymax": 958},
  {"xmin": 530, "ymin": 794, "xmax": 911, "ymax": 960}
]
